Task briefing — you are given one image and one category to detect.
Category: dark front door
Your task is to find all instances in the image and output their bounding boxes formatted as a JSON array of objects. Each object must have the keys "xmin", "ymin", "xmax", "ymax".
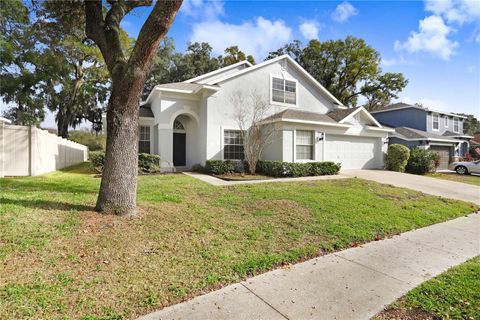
[{"xmin": 173, "ymin": 133, "xmax": 186, "ymax": 166}]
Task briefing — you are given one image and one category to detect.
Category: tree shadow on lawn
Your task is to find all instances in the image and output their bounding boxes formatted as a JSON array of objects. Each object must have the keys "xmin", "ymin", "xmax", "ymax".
[{"xmin": 1, "ymin": 197, "xmax": 94, "ymax": 212}]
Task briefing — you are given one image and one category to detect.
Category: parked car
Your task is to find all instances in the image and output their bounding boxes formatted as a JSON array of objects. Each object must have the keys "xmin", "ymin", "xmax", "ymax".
[{"xmin": 448, "ymin": 160, "xmax": 480, "ymax": 175}]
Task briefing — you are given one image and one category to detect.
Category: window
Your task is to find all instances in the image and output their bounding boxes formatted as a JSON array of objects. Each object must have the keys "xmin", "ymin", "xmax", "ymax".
[
  {"xmin": 271, "ymin": 77, "xmax": 296, "ymax": 105},
  {"xmin": 173, "ymin": 120, "xmax": 185, "ymax": 131},
  {"xmin": 432, "ymin": 113, "xmax": 439, "ymax": 130},
  {"xmin": 453, "ymin": 118, "xmax": 459, "ymax": 133},
  {"xmin": 224, "ymin": 130, "xmax": 244, "ymax": 160},
  {"xmin": 139, "ymin": 126, "xmax": 150, "ymax": 153},
  {"xmin": 296, "ymin": 130, "xmax": 314, "ymax": 160},
  {"xmin": 444, "ymin": 116, "xmax": 449, "ymax": 127}
]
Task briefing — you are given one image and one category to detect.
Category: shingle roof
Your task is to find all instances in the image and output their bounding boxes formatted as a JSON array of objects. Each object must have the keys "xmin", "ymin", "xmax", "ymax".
[
  {"xmin": 373, "ymin": 102, "xmax": 414, "ymax": 112},
  {"xmin": 156, "ymin": 83, "xmax": 202, "ymax": 91},
  {"xmin": 327, "ymin": 107, "xmax": 360, "ymax": 122},
  {"xmin": 394, "ymin": 127, "xmax": 459, "ymax": 142},
  {"xmin": 262, "ymin": 109, "xmax": 338, "ymax": 124},
  {"xmin": 139, "ymin": 104, "xmax": 154, "ymax": 118}
]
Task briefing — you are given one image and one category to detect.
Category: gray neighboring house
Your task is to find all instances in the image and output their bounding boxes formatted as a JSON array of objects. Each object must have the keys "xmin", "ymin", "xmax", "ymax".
[{"xmin": 370, "ymin": 103, "xmax": 472, "ymax": 169}]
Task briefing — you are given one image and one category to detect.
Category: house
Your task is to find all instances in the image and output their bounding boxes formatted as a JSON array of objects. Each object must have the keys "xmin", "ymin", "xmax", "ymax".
[
  {"xmin": 114, "ymin": 55, "xmax": 394, "ymax": 172},
  {"xmin": 370, "ymin": 103, "xmax": 472, "ymax": 169}
]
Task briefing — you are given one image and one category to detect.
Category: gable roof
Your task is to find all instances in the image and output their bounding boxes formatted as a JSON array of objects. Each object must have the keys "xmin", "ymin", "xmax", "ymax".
[
  {"xmin": 205, "ymin": 55, "xmax": 345, "ymax": 107},
  {"xmin": 371, "ymin": 103, "xmax": 468, "ymax": 119},
  {"xmin": 263, "ymin": 108, "xmax": 339, "ymax": 124},
  {"xmin": 139, "ymin": 104, "xmax": 154, "ymax": 118},
  {"xmin": 327, "ymin": 107, "xmax": 360, "ymax": 122},
  {"xmin": 393, "ymin": 127, "xmax": 460, "ymax": 143},
  {"xmin": 184, "ymin": 60, "xmax": 253, "ymax": 84}
]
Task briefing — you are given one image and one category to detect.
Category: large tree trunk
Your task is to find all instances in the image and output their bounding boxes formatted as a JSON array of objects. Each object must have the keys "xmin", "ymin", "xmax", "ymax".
[
  {"xmin": 57, "ymin": 116, "xmax": 69, "ymax": 138},
  {"xmin": 95, "ymin": 75, "xmax": 144, "ymax": 215}
]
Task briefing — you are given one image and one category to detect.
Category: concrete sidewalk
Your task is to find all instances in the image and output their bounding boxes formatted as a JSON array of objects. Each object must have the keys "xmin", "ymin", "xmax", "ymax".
[
  {"xmin": 183, "ymin": 172, "xmax": 348, "ymax": 186},
  {"xmin": 342, "ymin": 169, "xmax": 480, "ymax": 205},
  {"xmin": 138, "ymin": 213, "xmax": 480, "ymax": 320}
]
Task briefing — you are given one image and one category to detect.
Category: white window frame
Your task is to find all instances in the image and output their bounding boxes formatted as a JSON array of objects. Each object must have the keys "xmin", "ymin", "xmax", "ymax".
[
  {"xmin": 270, "ymin": 74, "xmax": 298, "ymax": 107},
  {"xmin": 294, "ymin": 129, "xmax": 315, "ymax": 162},
  {"xmin": 444, "ymin": 116, "xmax": 449, "ymax": 128},
  {"xmin": 432, "ymin": 113, "xmax": 439, "ymax": 131},
  {"xmin": 453, "ymin": 118, "xmax": 459, "ymax": 133},
  {"xmin": 139, "ymin": 125, "xmax": 151, "ymax": 154},
  {"xmin": 222, "ymin": 128, "xmax": 244, "ymax": 161}
]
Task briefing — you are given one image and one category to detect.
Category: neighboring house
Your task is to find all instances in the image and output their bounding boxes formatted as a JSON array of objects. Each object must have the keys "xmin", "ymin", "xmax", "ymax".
[
  {"xmin": 370, "ymin": 103, "xmax": 472, "ymax": 169},
  {"xmin": 107, "ymin": 55, "xmax": 393, "ymax": 171}
]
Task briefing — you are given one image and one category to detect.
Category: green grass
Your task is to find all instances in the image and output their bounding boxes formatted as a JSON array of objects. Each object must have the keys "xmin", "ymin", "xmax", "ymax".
[
  {"xmin": 377, "ymin": 256, "xmax": 480, "ymax": 320},
  {"xmin": 0, "ymin": 162, "xmax": 477, "ymax": 319},
  {"xmin": 428, "ymin": 172, "xmax": 480, "ymax": 186}
]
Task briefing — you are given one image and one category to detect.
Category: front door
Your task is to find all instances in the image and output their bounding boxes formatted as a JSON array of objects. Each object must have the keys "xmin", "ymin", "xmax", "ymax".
[{"xmin": 173, "ymin": 133, "xmax": 186, "ymax": 166}]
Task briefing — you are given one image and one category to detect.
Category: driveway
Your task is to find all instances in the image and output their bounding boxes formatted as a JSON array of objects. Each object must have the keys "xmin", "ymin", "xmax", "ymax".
[{"xmin": 342, "ymin": 169, "xmax": 480, "ymax": 205}]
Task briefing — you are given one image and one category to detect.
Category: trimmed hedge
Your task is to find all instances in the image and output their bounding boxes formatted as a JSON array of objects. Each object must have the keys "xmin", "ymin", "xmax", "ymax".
[
  {"xmin": 89, "ymin": 151, "xmax": 161, "ymax": 174},
  {"xmin": 256, "ymin": 160, "xmax": 341, "ymax": 177},
  {"xmin": 386, "ymin": 144, "xmax": 410, "ymax": 172},
  {"xmin": 405, "ymin": 147, "xmax": 436, "ymax": 175},
  {"xmin": 205, "ymin": 160, "xmax": 247, "ymax": 175}
]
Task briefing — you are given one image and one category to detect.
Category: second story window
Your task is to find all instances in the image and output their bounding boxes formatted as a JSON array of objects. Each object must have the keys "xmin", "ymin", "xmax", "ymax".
[
  {"xmin": 272, "ymin": 77, "xmax": 296, "ymax": 105},
  {"xmin": 444, "ymin": 116, "xmax": 449, "ymax": 127},
  {"xmin": 432, "ymin": 113, "xmax": 439, "ymax": 131},
  {"xmin": 453, "ymin": 118, "xmax": 459, "ymax": 133}
]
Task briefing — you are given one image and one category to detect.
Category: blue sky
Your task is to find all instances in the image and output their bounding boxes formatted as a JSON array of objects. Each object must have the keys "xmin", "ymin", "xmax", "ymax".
[
  {"xmin": 122, "ymin": 0, "xmax": 480, "ymax": 119},
  {"xmin": 3, "ymin": 0, "xmax": 479, "ymax": 128}
]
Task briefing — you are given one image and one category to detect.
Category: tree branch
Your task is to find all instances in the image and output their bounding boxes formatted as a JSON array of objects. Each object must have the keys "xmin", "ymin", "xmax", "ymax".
[{"xmin": 128, "ymin": 0, "xmax": 183, "ymax": 73}]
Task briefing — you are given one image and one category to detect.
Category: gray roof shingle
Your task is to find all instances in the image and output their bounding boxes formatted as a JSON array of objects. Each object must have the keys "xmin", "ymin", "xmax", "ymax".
[
  {"xmin": 156, "ymin": 83, "xmax": 202, "ymax": 91},
  {"xmin": 327, "ymin": 107, "xmax": 360, "ymax": 122},
  {"xmin": 394, "ymin": 127, "xmax": 459, "ymax": 142},
  {"xmin": 262, "ymin": 109, "xmax": 338, "ymax": 124},
  {"xmin": 139, "ymin": 104, "xmax": 154, "ymax": 118}
]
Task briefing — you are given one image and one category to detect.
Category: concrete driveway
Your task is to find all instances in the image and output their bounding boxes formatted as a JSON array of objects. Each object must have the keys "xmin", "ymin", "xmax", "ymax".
[{"xmin": 342, "ymin": 170, "xmax": 480, "ymax": 205}]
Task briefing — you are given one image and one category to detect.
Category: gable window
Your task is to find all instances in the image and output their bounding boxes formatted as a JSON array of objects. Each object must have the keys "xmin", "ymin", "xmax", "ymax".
[
  {"xmin": 224, "ymin": 130, "xmax": 244, "ymax": 160},
  {"xmin": 432, "ymin": 113, "xmax": 439, "ymax": 131},
  {"xmin": 444, "ymin": 116, "xmax": 449, "ymax": 127},
  {"xmin": 296, "ymin": 130, "xmax": 314, "ymax": 160},
  {"xmin": 453, "ymin": 118, "xmax": 459, "ymax": 133},
  {"xmin": 272, "ymin": 77, "xmax": 296, "ymax": 105},
  {"xmin": 139, "ymin": 126, "xmax": 150, "ymax": 153}
]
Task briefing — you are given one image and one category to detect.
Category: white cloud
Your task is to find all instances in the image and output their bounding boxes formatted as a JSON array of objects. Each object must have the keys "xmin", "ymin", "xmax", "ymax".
[
  {"xmin": 381, "ymin": 56, "xmax": 416, "ymax": 67},
  {"xmin": 394, "ymin": 15, "xmax": 458, "ymax": 60},
  {"xmin": 425, "ymin": 0, "xmax": 480, "ymax": 25},
  {"xmin": 332, "ymin": 2, "xmax": 358, "ymax": 23},
  {"xmin": 190, "ymin": 17, "xmax": 292, "ymax": 60},
  {"xmin": 299, "ymin": 21, "xmax": 320, "ymax": 40},
  {"xmin": 181, "ymin": 0, "xmax": 224, "ymax": 20}
]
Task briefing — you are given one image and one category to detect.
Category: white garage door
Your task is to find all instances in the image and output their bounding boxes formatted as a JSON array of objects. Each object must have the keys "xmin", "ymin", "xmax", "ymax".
[{"xmin": 325, "ymin": 135, "xmax": 382, "ymax": 169}]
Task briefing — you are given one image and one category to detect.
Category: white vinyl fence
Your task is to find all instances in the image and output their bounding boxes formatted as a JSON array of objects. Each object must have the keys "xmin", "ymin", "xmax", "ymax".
[{"xmin": 0, "ymin": 122, "xmax": 88, "ymax": 177}]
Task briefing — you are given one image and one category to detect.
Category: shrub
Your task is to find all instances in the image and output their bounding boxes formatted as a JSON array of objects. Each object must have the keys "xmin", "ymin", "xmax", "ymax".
[
  {"xmin": 405, "ymin": 147, "xmax": 436, "ymax": 175},
  {"xmin": 70, "ymin": 130, "xmax": 106, "ymax": 151},
  {"xmin": 386, "ymin": 144, "xmax": 410, "ymax": 172},
  {"xmin": 310, "ymin": 162, "xmax": 342, "ymax": 175},
  {"xmin": 192, "ymin": 164, "xmax": 206, "ymax": 173},
  {"xmin": 205, "ymin": 160, "xmax": 235, "ymax": 175},
  {"xmin": 89, "ymin": 151, "xmax": 161, "ymax": 174},
  {"xmin": 138, "ymin": 153, "xmax": 161, "ymax": 173},
  {"xmin": 256, "ymin": 160, "xmax": 341, "ymax": 177},
  {"xmin": 89, "ymin": 151, "xmax": 105, "ymax": 172}
]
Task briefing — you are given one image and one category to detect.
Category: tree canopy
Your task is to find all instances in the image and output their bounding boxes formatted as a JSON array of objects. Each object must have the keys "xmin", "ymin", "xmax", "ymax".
[{"xmin": 267, "ymin": 37, "xmax": 408, "ymax": 109}]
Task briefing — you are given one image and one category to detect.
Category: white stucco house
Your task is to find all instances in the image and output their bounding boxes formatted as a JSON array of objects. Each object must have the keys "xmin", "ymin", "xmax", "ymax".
[{"xmin": 105, "ymin": 55, "xmax": 394, "ymax": 172}]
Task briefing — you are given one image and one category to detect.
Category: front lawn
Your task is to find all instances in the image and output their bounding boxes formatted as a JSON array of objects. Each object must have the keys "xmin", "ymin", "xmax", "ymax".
[
  {"xmin": 0, "ymin": 163, "xmax": 477, "ymax": 319},
  {"xmin": 376, "ymin": 256, "xmax": 480, "ymax": 320},
  {"xmin": 428, "ymin": 172, "xmax": 480, "ymax": 186}
]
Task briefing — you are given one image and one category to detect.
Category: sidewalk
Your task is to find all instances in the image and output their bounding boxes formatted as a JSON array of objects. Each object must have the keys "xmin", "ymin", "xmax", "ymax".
[
  {"xmin": 138, "ymin": 213, "xmax": 480, "ymax": 320},
  {"xmin": 183, "ymin": 172, "xmax": 348, "ymax": 186}
]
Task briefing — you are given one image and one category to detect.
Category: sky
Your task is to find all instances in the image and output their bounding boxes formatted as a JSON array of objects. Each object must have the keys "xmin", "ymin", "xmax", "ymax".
[{"xmin": 2, "ymin": 0, "xmax": 480, "ymax": 128}]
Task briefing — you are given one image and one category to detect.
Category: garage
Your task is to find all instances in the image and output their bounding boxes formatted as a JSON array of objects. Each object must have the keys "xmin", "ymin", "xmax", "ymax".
[
  {"xmin": 325, "ymin": 135, "xmax": 383, "ymax": 169},
  {"xmin": 429, "ymin": 145, "xmax": 452, "ymax": 170}
]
